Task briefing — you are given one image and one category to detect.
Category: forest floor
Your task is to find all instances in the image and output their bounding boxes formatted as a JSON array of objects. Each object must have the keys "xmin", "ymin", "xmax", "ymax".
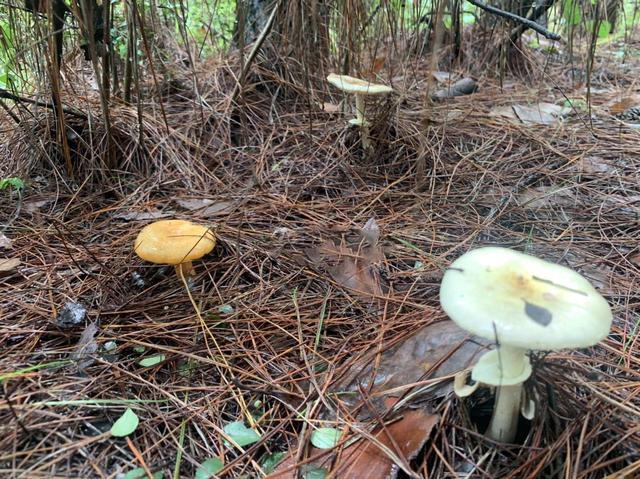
[{"xmin": 1, "ymin": 35, "xmax": 639, "ymax": 479}]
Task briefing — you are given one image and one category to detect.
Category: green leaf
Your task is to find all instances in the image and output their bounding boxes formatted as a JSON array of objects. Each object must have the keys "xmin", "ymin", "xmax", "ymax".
[
  {"xmin": 123, "ymin": 467, "xmax": 164, "ymax": 479},
  {"xmin": 301, "ymin": 465, "xmax": 327, "ymax": 479},
  {"xmin": 195, "ymin": 457, "xmax": 224, "ymax": 479},
  {"xmin": 138, "ymin": 354, "xmax": 165, "ymax": 367},
  {"xmin": 133, "ymin": 346, "xmax": 146, "ymax": 353},
  {"xmin": 442, "ymin": 14, "xmax": 452, "ymax": 29},
  {"xmin": 563, "ymin": 0, "xmax": 582, "ymax": 26},
  {"xmin": 462, "ymin": 12, "xmax": 476, "ymax": 25},
  {"xmin": 110, "ymin": 408, "xmax": 139, "ymax": 437},
  {"xmin": 310, "ymin": 427, "xmax": 341, "ymax": 449},
  {"xmin": 582, "ymin": 20, "xmax": 611, "ymax": 38},
  {"xmin": 260, "ymin": 452, "xmax": 285, "ymax": 474},
  {"xmin": 0, "ymin": 177, "xmax": 24, "ymax": 191},
  {"xmin": 223, "ymin": 421, "xmax": 261, "ymax": 447}
]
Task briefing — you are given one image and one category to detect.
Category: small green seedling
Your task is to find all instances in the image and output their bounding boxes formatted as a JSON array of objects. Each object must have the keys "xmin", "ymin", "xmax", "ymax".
[{"xmin": 0, "ymin": 177, "xmax": 24, "ymax": 191}]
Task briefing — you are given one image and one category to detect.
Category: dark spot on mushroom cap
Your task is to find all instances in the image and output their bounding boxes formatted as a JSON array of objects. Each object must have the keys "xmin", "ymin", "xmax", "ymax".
[{"xmin": 524, "ymin": 301, "xmax": 552, "ymax": 326}]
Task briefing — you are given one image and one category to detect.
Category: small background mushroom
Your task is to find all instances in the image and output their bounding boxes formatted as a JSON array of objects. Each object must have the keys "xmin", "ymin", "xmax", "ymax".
[{"xmin": 326, "ymin": 73, "xmax": 393, "ymax": 153}]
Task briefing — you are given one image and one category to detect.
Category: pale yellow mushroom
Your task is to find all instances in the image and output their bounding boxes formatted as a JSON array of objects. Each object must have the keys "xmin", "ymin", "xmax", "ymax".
[
  {"xmin": 440, "ymin": 247, "xmax": 612, "ymax": 443},
  {"xmin": 327, "ymin": 73, "xmax": 393, "ymax": 152}
]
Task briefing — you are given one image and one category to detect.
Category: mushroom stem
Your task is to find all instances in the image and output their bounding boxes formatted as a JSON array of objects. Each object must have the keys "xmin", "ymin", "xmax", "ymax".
[
  {"xmin": 484, "ymin": 344, "xmax": 527, "ymax": 443},
  {"xmin": 354, "ymin": 94, "xmax": 372, "ymax": 153},
  {"xmin": 175, "ymin": 261, "xmax": 194, "ymax": 280},
  {"xmin": 355, "ymin": 94, "xmax": 365, "ymax": 123},
  {"xmin": 486, "ymin": 383, "xmax": 523, "ymax": 443}
]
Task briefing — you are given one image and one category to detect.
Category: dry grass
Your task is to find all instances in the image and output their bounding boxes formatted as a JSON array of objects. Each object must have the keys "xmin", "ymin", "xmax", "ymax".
[{"xmin": 1, "ymin": 35, "xmax": 639, "ymax": 478}]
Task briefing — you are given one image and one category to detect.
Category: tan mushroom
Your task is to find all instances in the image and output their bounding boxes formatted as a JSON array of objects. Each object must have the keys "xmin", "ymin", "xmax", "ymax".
[
  {"xmin": 327, "ymin": 73, "xmax": 393, "ymax": 152},
  {"xmin": 134, "ymin": 220, "xmax": 216, "ymax": 280}
]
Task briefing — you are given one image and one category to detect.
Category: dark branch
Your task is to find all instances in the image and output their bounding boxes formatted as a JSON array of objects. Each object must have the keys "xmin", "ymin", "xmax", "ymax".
[
  {"xmin": 466, "ymin": 0, "xmax": 561, "ymax": 41},
  {"xmin": 0, "ymin": 88, "xmax": 87, "ymax": 118}
]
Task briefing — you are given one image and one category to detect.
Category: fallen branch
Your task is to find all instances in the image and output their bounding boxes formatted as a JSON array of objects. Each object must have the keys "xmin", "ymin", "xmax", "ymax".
[
  {"xmin": 466, "ymin": 0, "xmax": 561, "ymax": 41},
  {"xmin": 0, "ymin": 88, "xmax": 87, "ymax": 119}
]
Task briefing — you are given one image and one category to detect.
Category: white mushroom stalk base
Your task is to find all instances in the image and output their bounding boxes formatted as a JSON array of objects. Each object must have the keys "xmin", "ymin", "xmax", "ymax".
[
  {"xmin": 486, "ymin": 383, "xmax": 523, "ymax": 443},
  {"xmin": 482, "ymin": 344, "xmax": 529, "ymax": 443},
  {"xmin": 354, "ymin": 94, "xmax": 372, "ymax": 153}
]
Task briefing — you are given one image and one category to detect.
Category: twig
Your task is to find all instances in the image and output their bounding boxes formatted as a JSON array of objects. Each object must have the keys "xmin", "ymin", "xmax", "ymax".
[
  {"xmin": 466, "ymin": 0, "xmax": 561, "ymax": 40},
  {"xmin": 0, "ymin": 88, "xmax": 87, "ymax": 118},
  {"xmin": 231, "ymin": 0, "xmax": 282, "ymax": 102}
]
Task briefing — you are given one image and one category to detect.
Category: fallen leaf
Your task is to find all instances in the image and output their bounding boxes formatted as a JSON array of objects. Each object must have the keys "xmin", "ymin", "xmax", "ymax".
[
  {"xmin": 268, "ymin": 410, "xmax": 439, "ymax": 479},
  {"xmin": 490, "ymin": 102, "xmax": 569, "ymax": 125},
  {"xmin": 518, "ymin": 185, "xmax": 576, "ymax": 208},
  {"xmin": 361, "ymin": 217, "xmax": 380, "ymax": 246},
  {"xmin": 609, "ymin": 97, "xmax": 640, "ymax": 115},
  {"xmin": 431, "ymin": 71, "xmax": 452, "ymax": 83},
  {"xmin": 175, "ymin": 198, "xmax": 215, "ymax": 210},
  {"xmin": 23, "ymin": 199, "xmax": 50, "ymax": 213},
  {"xmin": 371, "ymin": 56, "xmax": 386, "ymax": 74},
  {"xmin": 73, "ymin": 322, "xmax": 99, "ymax": 371},
  {"xmin": 312, "ymin": 239, "xmax": 384, "ymax": 297},
  {"xmin": 322, "ymin": 102, "xmax": 340, "ymax": 113},
  {"xmin": 332, "ymin": 321, "xmax": 490, "ymax": 416},
  {"xmin": 0, "ymin": 233, "xmax": 12, "ymax": 249},
  {"xmin": 114, "ymin": 210, "xmax": 175, "ymax": 221},
  {"xmin": 0, "ymin": 257, "xmax": 20, "ymax": 273},
  {"xmin": 574, "ymin": 155, "xmax": 616, "ymax": 175},
  {"xmin": 201, "ymin": 201, "xmax": 234, "ymax": 216}
]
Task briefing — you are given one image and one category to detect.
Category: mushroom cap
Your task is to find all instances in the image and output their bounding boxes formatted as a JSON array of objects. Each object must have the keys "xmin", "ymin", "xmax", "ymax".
[
  {"xmin": 327, "ymin": 73, "xmax": 393, "ymax": 95},
  {"xmin": 439, "ymin": 247, "xmax": 612, "ymax": 350},
  {"xmin": 134, "ymin": 220, "xmax": 215, "ymax": 265}
]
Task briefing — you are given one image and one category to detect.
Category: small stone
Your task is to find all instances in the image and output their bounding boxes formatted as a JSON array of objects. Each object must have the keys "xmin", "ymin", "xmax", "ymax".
[{"xmin": 55, "ymin": 302, "xmax": 87, "ymax": 329}]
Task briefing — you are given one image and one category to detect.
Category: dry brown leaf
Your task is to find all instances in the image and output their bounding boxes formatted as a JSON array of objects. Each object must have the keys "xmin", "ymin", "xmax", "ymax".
[
  {"xmin": 322, "ymin": 102, "xmax": 340, "ymax": 113},
  {"xmin": 609, "ymin": 97, "xmax": 640, "ymax": 115},
  {"xmin": 308, "ymin": 219, "xmax": 386, "ymax": 298},
  {"xmin": 574, "ymin": 155, "xmax": 616, "ymax": 175},
  {"xmin": 268, "ymin": 410, "xmax": 438, "ymax": 479},
  {"xmin": 519, "ymin": 185, "xmax": 576, "ymax": 209},
  {"xmin": 23, "ymin": 199, "xmax": 50, "ymax": 213},
  {"xmin": 175, "ymin": 198, "xmax": 215, "ymax": 210},
  {"xmin": 0, "ymin": 257, "xmax": 20, "ymax": 272},
  {"xmin": 114, "ymin": 210, "xmax": 175, "ymax": 221},
  {"xmin": 371, "ymin": 56, "xmax": 386, "ymax": 74},
  {"xmin": 320, "ymin": 240, "xmax": 383, "ymax": 296},
  {"xmin": 73, "ymin": 322, "xmax": 99, "ymax": 371},
  {"xmin": 490, "ymin": 102, "xmax": 569, "ymax": 126},
  {"xmin": 431, "ymin": 71, "xmax": 452, "ymax": 83},
  {"xmin": 201, "ymin": 201, "xmax": 234, "ymax": 216},
  {"xmin": 332, "ymin": 321, "xmax": 489, "ymax": 415},
  {"xmin": 0, "ymin": 233, "xmax": 11, "ymax": 249}
]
